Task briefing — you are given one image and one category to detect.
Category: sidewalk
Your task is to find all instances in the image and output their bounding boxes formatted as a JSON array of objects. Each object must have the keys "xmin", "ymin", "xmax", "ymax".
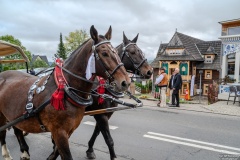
[{"xmin": 124, "ymin": 92, "xmax": 240, "ymax": 117}]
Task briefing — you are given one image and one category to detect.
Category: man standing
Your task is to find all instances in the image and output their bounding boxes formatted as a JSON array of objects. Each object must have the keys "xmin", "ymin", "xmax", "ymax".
[
  {"xmin": 155, "ymin": 68, "xmax": 168, "ymax": 107},
  {"xmin": 170, "ymin": 68, "xmax": 182, "ymax": 107},
  {"xmin": 168, "ymin": 70, "xmax": 176, "ymax": 105}
]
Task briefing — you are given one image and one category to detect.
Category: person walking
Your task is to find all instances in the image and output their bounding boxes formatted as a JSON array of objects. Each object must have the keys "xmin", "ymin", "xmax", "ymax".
[
  {"xmin": 155, "ymin": 68, "xmax": 168, "ymax": 107},
  {"xmin": 169, "ymin": 68, "xmax": 182, "ymax": 107},
  {"xmin": 168, "ymin": 70, "xmax": 176, "ymax": 105}
]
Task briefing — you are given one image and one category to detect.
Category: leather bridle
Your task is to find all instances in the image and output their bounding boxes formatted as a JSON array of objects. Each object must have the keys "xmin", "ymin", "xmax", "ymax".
[
  {"xmin": 57, "ymin": 40, "xmax": 124, "ymax": 85},
  {"xmin": 120, "ymin": 43, "xmax": 147, "ymax": 76},
  {"xmin": 93, "ymin": 40, "xmax": 124, "ymax": 81}
]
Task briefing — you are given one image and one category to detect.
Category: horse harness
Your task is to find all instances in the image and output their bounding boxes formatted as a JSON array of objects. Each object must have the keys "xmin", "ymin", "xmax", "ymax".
[
  {"xmin": 0, "ymin": 40, "xmax": 142, "ymax": 132},
  {"xmin": 23, "ymin": 40, "xmax": 124, "ymax": 131},
  {"xmin": 120, "ymin": 43, "xmax": 147, "ymax": 76},
  {"xmin": 93, "ymin": 40, "xmax": 124, "ymax": 80}
]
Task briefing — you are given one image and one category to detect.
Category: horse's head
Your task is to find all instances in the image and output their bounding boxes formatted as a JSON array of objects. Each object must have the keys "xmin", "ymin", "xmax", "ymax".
[
  {"xmin": 117, "ymin": 32, "xmax": 153, "ymax": 79},
  {"xmin": 90, "ymin": 25, "xmax": 130, "ymax": 91}
]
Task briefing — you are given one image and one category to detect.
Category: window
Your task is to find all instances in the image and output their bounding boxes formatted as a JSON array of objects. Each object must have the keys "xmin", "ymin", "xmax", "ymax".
[
  {"xmin": 203, "ymin": 84, "xmax": 209, "ymax": 95},
  {"xmin": 166, "ymin": 49, "xmax": 184, "ymax": 55},
  {"xmin": 228, "ymin": 62, "xmax": 235, "ymax": 75},
  {"xmin": 204, "ymin": 55, "xmax": 212, "ymax": 63},
  {"xmin": 205, "ymin": 70, "xmax": 212, "ymax": 79},
  {"xmin": 228, "ymin": 27, "xmax": 240, "ymax": 35}
]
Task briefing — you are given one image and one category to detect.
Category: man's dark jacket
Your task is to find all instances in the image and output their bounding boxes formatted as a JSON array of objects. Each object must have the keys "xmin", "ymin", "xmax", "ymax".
[{"xmin": 172, "ymin": 73, "xmax": 182, "ymax": 90}]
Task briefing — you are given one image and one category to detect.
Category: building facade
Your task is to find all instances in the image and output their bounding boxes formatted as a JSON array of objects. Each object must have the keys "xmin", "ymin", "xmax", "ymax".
[
  {"xmin": 219, "ymin": 19, "xmax": 240, "ymax": 84},
  {"xmin": 151, "ymin": 31, "xmax": 221, "ymax": 98}
]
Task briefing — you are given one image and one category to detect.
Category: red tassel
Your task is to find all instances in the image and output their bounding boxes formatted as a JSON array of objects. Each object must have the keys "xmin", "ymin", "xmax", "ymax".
[
  {"xmin": 97, "ymin": 77, "xmax": 105, "ymax": 104},
  {"xmin": 51, "ymin": 83, "xmax": 65, "ymax": 110}
]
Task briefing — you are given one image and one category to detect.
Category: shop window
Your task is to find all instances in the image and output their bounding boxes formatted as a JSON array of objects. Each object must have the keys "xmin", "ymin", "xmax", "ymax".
[
  {"xmin": 203, "ymin": 84, "xmax": 209, "ymax": 95},
  {"xmin": 228, "ymin": 62, "xmax": 235, "ymax": 75},
  {"xmin": 205, "ymin": 70, "xmax": 212, "ymax": 79}
]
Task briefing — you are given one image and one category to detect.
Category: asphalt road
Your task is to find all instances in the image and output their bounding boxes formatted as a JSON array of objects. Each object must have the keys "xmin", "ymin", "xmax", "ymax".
[{"xmin": 5, "ymin": 105, "xmax": 240, "ymax": 160}]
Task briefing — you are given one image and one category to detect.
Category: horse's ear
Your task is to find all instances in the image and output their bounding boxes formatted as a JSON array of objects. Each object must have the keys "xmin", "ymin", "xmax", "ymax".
[
  {"xmin": 123, "ymin": 32, "xmax": 129, "ymax": 45},
  {"xmin": 105, "ymin": 26, "xmax": 112, "ymax": 40},
  {"xmin": 132, "ymin": 33, "xmax": 139, "ymax": 43},
  {"xmin": 90, "ymin": 25, "xmax": 98, "ymax": 43}
]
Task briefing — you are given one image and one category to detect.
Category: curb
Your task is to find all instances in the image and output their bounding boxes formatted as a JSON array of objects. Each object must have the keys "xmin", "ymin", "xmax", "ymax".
[{"xmin": 142, "ymin": 104, "xmax": 240, "ymax": 117}]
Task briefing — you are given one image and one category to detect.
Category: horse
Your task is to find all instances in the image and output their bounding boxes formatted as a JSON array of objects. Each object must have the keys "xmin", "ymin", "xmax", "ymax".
[
  {"xmin": 0, "ymin": 25, "xmax": 131, "ymax": 160},
  {"xmin": 43, "ymin": 32, "xmax": 153, "ymax": 160},
  {"xmin": 84, "ymin": 32, "xmax": 153, "ymax": 160}
]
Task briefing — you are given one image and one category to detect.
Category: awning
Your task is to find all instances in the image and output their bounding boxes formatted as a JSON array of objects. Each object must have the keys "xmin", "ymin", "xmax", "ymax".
[{"xmin": 0, "ymin": 40, "xmax": 29, "ymax": 63}]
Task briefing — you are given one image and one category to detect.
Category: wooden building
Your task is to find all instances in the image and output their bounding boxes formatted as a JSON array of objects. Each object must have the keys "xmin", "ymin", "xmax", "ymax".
[{"xmin": 151, "ymin": 31, "xmax": 221, "ymax": 98}]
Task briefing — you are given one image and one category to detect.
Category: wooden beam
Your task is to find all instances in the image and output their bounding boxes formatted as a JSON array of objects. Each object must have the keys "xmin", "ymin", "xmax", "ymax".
[{"xmin": 0, "ymin": 59, "xmax": 26, "ymax": 63}]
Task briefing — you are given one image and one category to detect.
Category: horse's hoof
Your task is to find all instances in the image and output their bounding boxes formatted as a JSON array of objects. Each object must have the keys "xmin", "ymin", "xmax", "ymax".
[
  {"xmin": 86, "ymin": 151, "xmax": 96, "ymax": 159},
  {"xmin": 20, "ymin": 151, "xmax": 30, "ymax": 160},
  {"xmin": 111, "ymin": 157, "xmax": 117, "ymax": 160},
  {"xmin": 3, "ymin": 156, "xmax": 13, "ymax": 160}
]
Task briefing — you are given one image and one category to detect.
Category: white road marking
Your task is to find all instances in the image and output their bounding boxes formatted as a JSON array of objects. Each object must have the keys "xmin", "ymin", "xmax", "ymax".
[
  {"xmin": 148, "ymin": 132, "xmax": 240, "ymax": 152},
  {"xmin": 83, "ymin": 121, "xmax": 118, "ymax": 130},
  {"xmin": 143, "ymin": 132, "xmax": 240, "ymax": 155}
]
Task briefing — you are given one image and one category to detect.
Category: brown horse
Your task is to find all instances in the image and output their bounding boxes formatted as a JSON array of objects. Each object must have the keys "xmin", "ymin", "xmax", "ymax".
[
  {"xmin": 84, "ymin": 32, "xmax": 152, "ymax": 160},
  {"xmin": 0, "ymin": 26, "xmax": 130, "ymax": 160},
  {"xmin": 43, "ymin": 32, "xmax": 153, "ymax": 160}
]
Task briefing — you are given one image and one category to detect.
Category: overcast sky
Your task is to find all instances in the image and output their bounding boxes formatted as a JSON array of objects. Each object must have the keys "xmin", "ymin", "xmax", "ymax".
[{"xmin": 0, "ymin": 0, "xmax": 239, "ymax": 62}]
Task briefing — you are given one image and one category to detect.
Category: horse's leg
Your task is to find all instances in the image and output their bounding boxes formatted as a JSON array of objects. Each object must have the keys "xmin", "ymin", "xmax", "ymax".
[
  {"xmin": 0, "ymin": 116, "xmax": 12, "ymax": 160},
  {"xmin": 95, "ymin": 114, "xmax": 117, "ymax": 160},
  {"xmin": 86, "ymin": 123, "xmax": 100, "ymax": 159},
  {"xmin": 51, "ymin": 130, "xmax": 72, "ymax": 160},
  {"xmin": 13, "ymin": 126, "xmax": 30, "ymax": 160},
  {"xmin": 47, "ymin": 137, "xmax": 59, "ymax": 160}
]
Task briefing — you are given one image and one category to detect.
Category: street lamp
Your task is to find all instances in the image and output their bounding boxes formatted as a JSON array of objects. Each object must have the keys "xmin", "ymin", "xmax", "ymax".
[{"xmin": 199, "ymin": 70, "xmax": 203, "ymax": 103}]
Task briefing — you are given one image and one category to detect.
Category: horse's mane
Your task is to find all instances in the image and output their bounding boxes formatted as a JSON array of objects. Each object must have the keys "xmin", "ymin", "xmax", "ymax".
[{"xmin": 68, "ymin": 38, "xmax": 92, "ymax": 57}]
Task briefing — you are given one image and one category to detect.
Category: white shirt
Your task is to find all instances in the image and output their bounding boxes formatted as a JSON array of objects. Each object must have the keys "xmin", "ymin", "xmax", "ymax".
[{"xmin": 155, "ymin": 74, "xmax": 164, "ymax": 85}]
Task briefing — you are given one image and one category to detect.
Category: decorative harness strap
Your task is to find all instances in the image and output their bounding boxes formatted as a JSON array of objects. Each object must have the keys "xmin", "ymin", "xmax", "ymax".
[
  {"xmin": 51, "ymin": 58, "xmax": 67, "ymax": 110},
  {"xmin": 97, "ymin": 76, "xmax": 106, "ymax": 104},
  {"xmin": 25, "ymin": 71, "xmax": 51, "ymax": 131}
]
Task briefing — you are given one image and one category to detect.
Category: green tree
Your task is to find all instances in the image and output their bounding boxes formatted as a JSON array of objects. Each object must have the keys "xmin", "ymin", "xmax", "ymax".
[
  {"xmin": 33, "ymin": 58, "xmax": 49, "ymax": 68},
  {"xmin": 0, "ymin": 35, "xmax": 32, "ymax": 69},
  {"xmin": 64, "ymin": 29, "xmax": 89, "ymax": 54},
  {"xmin": 55, "ymin": 33, "xmax": 67, "ymax": 60}
]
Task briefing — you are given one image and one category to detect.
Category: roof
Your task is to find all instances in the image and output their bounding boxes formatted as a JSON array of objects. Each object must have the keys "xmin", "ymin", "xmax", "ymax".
[
  {"xmin": 196, "ymin": 55, "xmax": 221, "ymax": 70},
  {"xmin": 218, "ymin": 18, "xmax": 240, "ymax": 24},
  {"xmin": 196, "ymin": 41, "xmax": 221, "ymax": 70},
  {"xmin": 151, "ymin": 32, "xmax": 222, "ymax": 70},
  {"xmin": 0, "ymin": 40, "xmax": 29, "ymax": 62},
  {"xmin": 175, "ymin": 32, "xmax": 204, "ymax": 60},
  {"xmin": 157, "ymin": 32, "xmax": 204, "ymax": 61},
  {"xmin": 32, "ymin": 55, "xmax": 49, "ymax": 65},
  {"xmin": 196, "ymin": 40, "xmax": 221, "ymax": 55}
]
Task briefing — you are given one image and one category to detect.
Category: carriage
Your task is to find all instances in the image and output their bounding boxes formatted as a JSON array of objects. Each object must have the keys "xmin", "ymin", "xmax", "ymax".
[{"xmin": 0, "ymin": 40, "xmax": 29, "ymax": 73}]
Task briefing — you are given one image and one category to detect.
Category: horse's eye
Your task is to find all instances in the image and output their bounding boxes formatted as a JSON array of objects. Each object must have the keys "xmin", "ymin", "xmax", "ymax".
[
  {"xmin": 102, "ymin": 52, "xmax": 108, "ymax": 57},
  {"xmin": 130, "ymin": 51, "xmax": 136, "ymax": 54}
]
